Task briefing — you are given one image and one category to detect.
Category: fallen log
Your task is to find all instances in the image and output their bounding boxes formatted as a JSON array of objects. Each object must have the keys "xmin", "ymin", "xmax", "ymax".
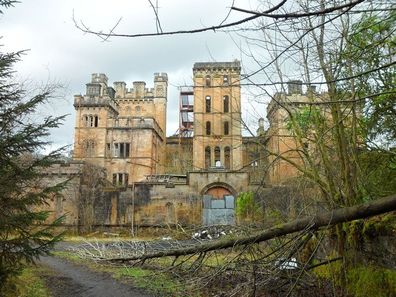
[{"xmin": 104, "ymin": 194, "xmax": 396, "ymax": 262}]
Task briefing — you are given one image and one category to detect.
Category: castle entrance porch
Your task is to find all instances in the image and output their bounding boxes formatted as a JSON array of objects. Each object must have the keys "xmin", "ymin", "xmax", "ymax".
[{"xmin": 202, "ymin": 184, "xmax": 235, "ymax": 225}]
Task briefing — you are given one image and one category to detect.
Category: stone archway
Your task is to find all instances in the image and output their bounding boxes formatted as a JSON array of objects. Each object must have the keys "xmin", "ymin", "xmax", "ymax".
[
  {"xmin": 200, "ymin": 182, "xmax": 237, "ymax": 198},
  {"xmin": 201, "ymin": 182, "xmax": 236, "ymax": 225}
]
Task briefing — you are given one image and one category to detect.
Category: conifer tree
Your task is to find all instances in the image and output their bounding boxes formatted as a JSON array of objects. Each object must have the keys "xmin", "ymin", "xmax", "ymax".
[{"xmin": 0, "ymin": 1, "xmax": 66, "ymax": 292}]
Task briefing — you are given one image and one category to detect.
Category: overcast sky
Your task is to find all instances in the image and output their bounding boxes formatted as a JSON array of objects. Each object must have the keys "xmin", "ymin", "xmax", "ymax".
[{"xmin": 1, "ymin": 0, "xmax": 266, "ymax": 151}]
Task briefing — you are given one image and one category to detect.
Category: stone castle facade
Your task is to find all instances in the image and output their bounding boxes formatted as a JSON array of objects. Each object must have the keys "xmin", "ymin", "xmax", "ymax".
[{"xmin": 43, "ymin": 61, "xmax": 316, "ymax": 229}]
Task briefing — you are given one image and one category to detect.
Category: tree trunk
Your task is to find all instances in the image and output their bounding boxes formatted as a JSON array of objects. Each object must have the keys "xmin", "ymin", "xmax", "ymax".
[{"xmin": 104, "ymin": 194, "xmax": 396, "ymax": 262}]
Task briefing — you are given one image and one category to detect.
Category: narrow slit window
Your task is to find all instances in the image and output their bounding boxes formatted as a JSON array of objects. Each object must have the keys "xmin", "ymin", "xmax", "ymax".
[
  {"xmin": 224, "ymin": 146, "xmax": 231, "ymax": 169},
  {"xmin": 223, "ymin": 75, "xmax": 229, "ymax": 85},
  {"xmin": 223, "ymin": 95, "xmax": 229, "ymax": 113},
  {"xmin": 205, "ymin": 75, "xmax": 211, "ymax": 87},
  {"xmin": 205, "ymin": 96, "xmax": 211, "ymax": 113},
  {"xmin": 214, "ymin": 146, "xmax": 221, "ymax": 167},
  {"xmin": 206, "ymin": 121, "xmax": 211, "ymax": 135},
  {"xmin": 224, "ymin": 121, "xmax": 229, "ymax": 135},
  {"xmin": 205, "ymin": 146, "xmax": 211, "ymax": 169}
]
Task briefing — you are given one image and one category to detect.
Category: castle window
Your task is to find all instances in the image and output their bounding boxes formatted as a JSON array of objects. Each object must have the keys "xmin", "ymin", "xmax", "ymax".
[
  {"xmin": 89, "ymin": 115, "xmax": 94, "ymax": 127},
  {"xmin": 112, "ymin": 173, "xmax": 129, "ymax": 186},
  {"xmin": 83, "ymin": 140, "xmax": 95, "ymax": 157},
  {"xmin": 214, "ymin": 146, "xmax": 221, "ymax": 167},
  {"xmin": 206, "ymin": 121, "xmax": 211, "ymax": 135},
  {"xmin": 112, "ymin": 142, "xmax": 130, "ymax": 158},
  {"xmin": 205, "ymin": 75, "xmax": 211, "ymax": 87},
  {"xmin": 223, "ymin": 75, "xmax": 229, "ymax": 85},
  {"xmin": 205, "ymin": 146, "xmax": 211, "ymax": 169},
  {"xmin": 223, "ymin": 95, "xmax": 229, "ymax": 113},
  {"xmin": 106, "ymin": 143, "xmax": 111, "ymax": 157},
  {"xmin": 224, "ymin": 121, "xmax": 229, "ymax": 135},
  {"xmin": 205, "ymin": 96, "xmax": 211, "ymax": 112},
  {"xmin": 224, "ymin": 146, "xmax": 231, "ymax": 169},
  {"xmin": 94, "ymin": 116, "xmax": 99, "ymax": 127},
  {"xmin": 83, "ymin": 115, "xmax": 89, "ymax": 127}
]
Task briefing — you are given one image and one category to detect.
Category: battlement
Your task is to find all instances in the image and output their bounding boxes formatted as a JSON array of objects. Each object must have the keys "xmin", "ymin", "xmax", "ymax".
[
  {"xmin": 42, "ymin": 161, "xmax": 85, "ymax": 176},
  {"xmin": 74, "ymin": 95, "xmax": 117, "ymax": 112},
  {"xmin": 91, "ymin": 73, "xmax": 108, "ymax": 84},
  {"xmin": 193, "ymin": 61, "xmax": 241, "ymax": 72},
  {"xmin": 154, "ymin": 72, "xmax": 168, "ymax": 82},
  {"xmin": 110, "ymin": 116, "xmax": 164, "ymax": 138}
]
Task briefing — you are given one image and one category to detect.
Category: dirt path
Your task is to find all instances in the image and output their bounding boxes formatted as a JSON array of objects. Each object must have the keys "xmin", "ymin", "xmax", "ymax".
[{"xmin": 39, "ymin": 256, "xmax": 154, "ymax": 297}]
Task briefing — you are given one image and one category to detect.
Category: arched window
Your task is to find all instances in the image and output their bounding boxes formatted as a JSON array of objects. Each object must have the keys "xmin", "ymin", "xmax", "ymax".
[
  {"xmin": 84, "ymin": 140, "xmax": 95, "ymax": 157},
  {"xmin": 223, "ymin": 75, "xmax": 229, "ymax": 85},
  {"xmin": 214, "ymin": 146, "xmax": 221, "ymax": 167},
  {"xmin": 205, "ymin": 95, "xmax": 211, "ymax": 113},
  {"xmin": 206, "ymin": 121, "xmax": 211, "ymax": 135},
  {"xmin": 224, "ymin": 146, "xmax": 231, "ymax": 169},
  {"xmin": 205, "ymin": 75, "xmax": 211, "ymax": 87},
  {"xmin": 224, "ymin": 121, "xmax": 229, "ymax": 135},
  {"xmin": 223, "ymin": 95, "xmax": 229, "ymax": 113},
  {"xmin": 205, "ymin": 146, "xmax": 211, "ymax": 169}
]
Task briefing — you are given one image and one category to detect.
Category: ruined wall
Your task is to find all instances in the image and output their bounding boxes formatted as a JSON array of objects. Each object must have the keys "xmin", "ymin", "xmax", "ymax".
[
  {"xmin": 165, "ymin": 136, "xmax": 193, "ymax": 174},
  {"xmin": 88, "ymin": 183, "xmax": 202, "ymax": 227},
  {"xmin": 40, "ymin": 161, "xmax": 84, "ymax": 226}
]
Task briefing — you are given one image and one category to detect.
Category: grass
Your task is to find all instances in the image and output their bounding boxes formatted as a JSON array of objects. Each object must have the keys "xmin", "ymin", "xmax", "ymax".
[
  {"xmin": 113, "ymin": 266, "xmax": 189, "ymax": 296},
  {"xmin": 53, "ymin": 250, "xmax": 193, "ymax": 296},
  {"xmin": 12, "ymin": 266, "xmax": 51, "ymax": 297}
]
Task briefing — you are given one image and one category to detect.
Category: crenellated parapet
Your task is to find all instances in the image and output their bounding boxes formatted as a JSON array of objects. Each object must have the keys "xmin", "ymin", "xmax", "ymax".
[{"xmin": 193, "ymin": 61, "xmax": 241, "ymax": 73}]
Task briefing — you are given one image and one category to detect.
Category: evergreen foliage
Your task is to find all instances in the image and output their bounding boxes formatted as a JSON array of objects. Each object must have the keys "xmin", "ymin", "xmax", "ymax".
[{"xmin": 0, "ymin": 2, "xmax": 66, "ymax": 292}]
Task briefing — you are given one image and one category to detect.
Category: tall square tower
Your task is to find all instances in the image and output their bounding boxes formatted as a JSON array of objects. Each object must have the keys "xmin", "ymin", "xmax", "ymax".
[{"xmin": 192, "ymin": 61, "xmax": 243, "ymax": 170}]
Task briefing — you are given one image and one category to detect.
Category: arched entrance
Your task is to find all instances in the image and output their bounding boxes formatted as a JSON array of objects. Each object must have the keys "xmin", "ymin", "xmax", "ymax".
[
  {"xmin": 205, "ymin": 186, "xmax": 232, "ymax": 199},
  {"xmin": 201, "ymin": 183, "xmax": 236, "ymax": 225}
]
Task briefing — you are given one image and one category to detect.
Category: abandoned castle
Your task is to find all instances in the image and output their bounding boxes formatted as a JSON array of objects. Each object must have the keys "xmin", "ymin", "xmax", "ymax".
[{"xmin": 42, "ymin": 61, "xmax": 314, "ymax": 229}]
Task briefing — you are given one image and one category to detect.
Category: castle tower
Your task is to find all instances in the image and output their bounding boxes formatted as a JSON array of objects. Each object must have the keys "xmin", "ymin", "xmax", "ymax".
[
  {"xmin": 192, "ymin": 61, "xmax": 243, "ymax": 170},
  {"xmin": 73, "ymin": 73, "xmax": 168, "ymax": 185},
  {"xmin": 154, "ymin": 72, "xmax": 168, "ymax": 136},
  {"xmin": 73, "ymin": 73, "xmax": 117, "ymax": 168}
]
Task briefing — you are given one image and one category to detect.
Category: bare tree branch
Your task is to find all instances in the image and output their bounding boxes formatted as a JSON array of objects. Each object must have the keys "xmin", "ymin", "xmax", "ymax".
[{"xmin": 99, "ymin": 194, "xmax": 396, "ymax": 262}]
